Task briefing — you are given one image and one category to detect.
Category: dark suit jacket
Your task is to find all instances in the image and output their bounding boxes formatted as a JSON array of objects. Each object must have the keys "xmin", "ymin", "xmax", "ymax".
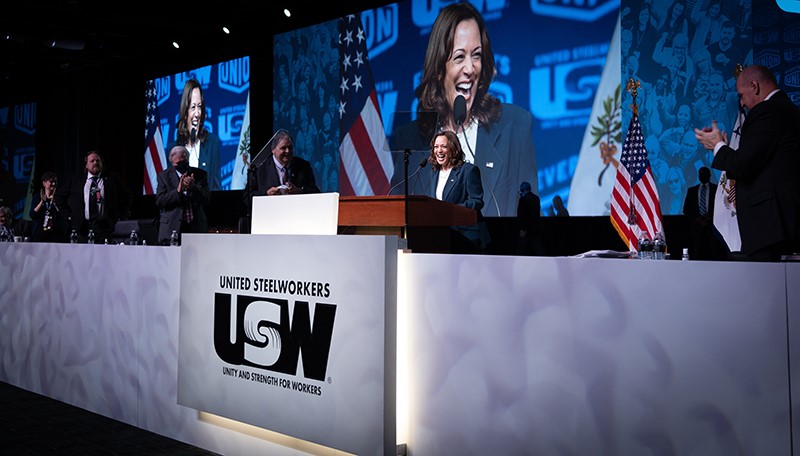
[
  {"xmin": 516, "ymin": 191, "xmax": 544, "ymax": 255},
  {"xmin": 683, "ymin": 181, "xmax": 724, "ymax": 260},
  {"xmin": 429, "ymin": 162, "xmax": 490, "ymax": 250},
  {"xmin": 683, "ymin": 182, "xmax": 717, "ymax": 219},
  {"xmin": 391, "ymin": 103, "xmax": 537, "ymax": 217},
  {"xmin": 155, "ymin": 166, "xmax": 211, "ymax": 242},
  {"xmin": 166, "ymin": 131, "xmax": 222, "ymax": 191},
  {"xmin": 711, "ymin": 90, "xmax": 800, "ymax": 256},
  {"xmin": 55, "ymin": 172, "xmax": 133, "ymax": 242},
  {"xmin": 243, "ymin": 156, "xmax": 320, "ymax": 214}
]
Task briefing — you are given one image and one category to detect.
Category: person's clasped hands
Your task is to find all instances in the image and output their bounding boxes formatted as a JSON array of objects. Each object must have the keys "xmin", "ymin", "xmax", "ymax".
[
  {"xmin": 178, "ymin": 172, "xmax": 195, "ymax": 194},
  {"xmin": 693, "ymin": 119, "xmax": 729, "ymax": 151}
]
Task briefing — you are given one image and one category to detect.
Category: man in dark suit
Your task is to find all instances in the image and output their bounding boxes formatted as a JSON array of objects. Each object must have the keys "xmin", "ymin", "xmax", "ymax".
[
  {"xmin": 683, "ymin": 166, "xmax": 725, "ymax": 260},
  {"xmin": 243, "ymin": 130, "xmax": 320, "ymax": 218},
  {"xmin": 695, "ymin": 65, "xmax": 800, "ymax": 261},
  {"xmin": 516, "ymin": 181, "xmax": 544, "ymax": 255},
  {"xmin": 155, "ymin": 145, "xmax": 211, "ymax": 244},
  {"xmin": 55, "ymin": 150, "xmax": 133, "ymax": 244}
]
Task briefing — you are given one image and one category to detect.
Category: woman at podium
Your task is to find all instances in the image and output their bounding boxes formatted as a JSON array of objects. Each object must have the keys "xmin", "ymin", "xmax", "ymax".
[{"xmin": 428, "ymin": 131, "xmax": 490, "ymax": 253}]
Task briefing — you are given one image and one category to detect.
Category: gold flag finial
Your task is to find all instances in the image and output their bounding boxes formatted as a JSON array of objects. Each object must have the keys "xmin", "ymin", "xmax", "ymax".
[
  {"xmin": 626, "ymin": 78, "xmax": 641, "ymax": 117},
  {"xmin": 734, "ymin": 63, "xmax": 744, "ymax": 79}
]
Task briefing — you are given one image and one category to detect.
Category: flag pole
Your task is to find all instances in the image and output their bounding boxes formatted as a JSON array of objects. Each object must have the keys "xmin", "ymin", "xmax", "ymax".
[{"xmin": 625, "ymin": 78, "xmax": 640, "ymax": 226}]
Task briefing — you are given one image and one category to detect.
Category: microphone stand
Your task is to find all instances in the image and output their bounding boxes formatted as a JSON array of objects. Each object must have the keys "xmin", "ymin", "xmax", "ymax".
[
  {"xmin": 458, "ymin": 122, "xmax": 500, "ymax": 216},
  {"xmin": 403, "ymin": 148, "xmax": 410, "ymax": 241}
]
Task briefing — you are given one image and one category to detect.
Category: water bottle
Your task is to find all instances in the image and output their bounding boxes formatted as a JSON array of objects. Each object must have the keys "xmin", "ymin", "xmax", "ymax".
[
  {"xmin": 682, "ymin": 248, "xmax": 690, "ymax": 261},
  {"xmin": 70, "ymin": 229, "xmax": 78, "ymax": 244},
  {"xmin": 87, "ymin": 229, "xmax": 95, "ymax": 244},
  {"xmin": 652, "ymin": 232, "xmax": 666, "ymax": 260},
  {"xmin": 637, "ymin": 234, "xmax": 651, "ymax": 260},
  {"xmin": 129, "ymin": 229, "xmax": 138, "ymax": 246},
  {"xmin": 170, "ymin": 230, "xmax": 180, "ymax": 246}
]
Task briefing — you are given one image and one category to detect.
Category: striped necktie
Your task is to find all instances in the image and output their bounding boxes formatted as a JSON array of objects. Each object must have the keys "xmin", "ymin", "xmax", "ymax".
[{"xmin": 699, "ymin": 184, "xmax": 708, "ymax": 216}]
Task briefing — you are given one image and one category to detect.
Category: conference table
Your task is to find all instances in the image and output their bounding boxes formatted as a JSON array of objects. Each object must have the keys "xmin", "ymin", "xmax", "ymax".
[{"xmin": 1, "ymin": 239, "xmax": 798, "ymax": 455}]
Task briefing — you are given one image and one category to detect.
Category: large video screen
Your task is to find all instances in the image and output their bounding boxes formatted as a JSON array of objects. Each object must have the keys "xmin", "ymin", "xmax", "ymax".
[
  {"xmin": 273, "ymin": 1, "xmax": 618, "ymax": 216},
  {"xmin": 144, "ymin": 56, "xmax": 250, "ymax": 194},
  {"xmin": 273, "ymin": 0, "xmax": 781, "ymax": 220}
]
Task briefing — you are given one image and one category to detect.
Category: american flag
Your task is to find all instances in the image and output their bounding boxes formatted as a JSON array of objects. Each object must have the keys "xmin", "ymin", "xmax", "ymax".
[
  {"xmin": 144, "ymin": 79, "xmax": 167, "ymax": 195},
  {"xmin": 338, "ymin": 14, "xmax": 394, "ymax": 196},
  {"xmin": 610, "ymin": 114, "xmax": 663, "ymax": 251}
]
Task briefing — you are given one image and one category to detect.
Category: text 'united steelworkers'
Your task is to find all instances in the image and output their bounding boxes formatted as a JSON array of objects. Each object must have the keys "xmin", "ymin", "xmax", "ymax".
[
  {"xmin": 220, "ymin": 275, "xmax": 331, "ymax": 298},
  {"xmin": 215, "ymin": 275, "xmax": 337, "ymax": 397}
]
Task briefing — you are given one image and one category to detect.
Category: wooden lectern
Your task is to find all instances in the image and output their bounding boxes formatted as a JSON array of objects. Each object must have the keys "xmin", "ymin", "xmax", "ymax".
[{"xmin": 338, "ymin": 195, "xmax": 477, "ymax": 253}]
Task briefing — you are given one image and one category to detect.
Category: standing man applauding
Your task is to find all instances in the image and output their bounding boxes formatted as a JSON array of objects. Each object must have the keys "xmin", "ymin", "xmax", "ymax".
[
  {"xmin": 56, "ymin": 150, "xmax": 132, "ymax": 244},
  {"xmin": 694, "ymin": 65, "xmax": 800, "ymax": 261},
  {"xmin": 156, "ymin": 145, "xmax": 211, "ymax": 245}
]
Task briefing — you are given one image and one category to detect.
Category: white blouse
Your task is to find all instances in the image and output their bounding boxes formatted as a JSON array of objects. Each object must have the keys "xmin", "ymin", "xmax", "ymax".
[
  {"xmin": 436, "ymin": 168, "xmax": 452, "ymax": 200},
  {"xmin": 186, "ymin": 142, "xmax": 200, "ymax": 168}
]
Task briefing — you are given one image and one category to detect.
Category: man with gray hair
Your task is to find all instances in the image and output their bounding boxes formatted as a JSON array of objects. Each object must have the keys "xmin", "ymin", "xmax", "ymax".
[{"xmin": 155, "ymin": 145, "xmax": 211, "ymax": 245}]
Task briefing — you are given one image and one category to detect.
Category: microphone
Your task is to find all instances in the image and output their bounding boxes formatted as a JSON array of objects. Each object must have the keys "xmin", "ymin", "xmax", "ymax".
[
  {"xmin": 387, "ymin": 157, "xmax": 428, "ymax": 195},
  {"xmin": 190, "ymin": 127, "xmax": 197, "ymax": 142},
  {"xmin": 453, "ymin": 95, "xmax": 467, "ymax": 126},
  {"xmin": 453, "ymin": 95, "xmax": 497, "ymax": 214},
  {"xmin": 481, "ymin": 173, "xmax": 501, "ymax": 217}
]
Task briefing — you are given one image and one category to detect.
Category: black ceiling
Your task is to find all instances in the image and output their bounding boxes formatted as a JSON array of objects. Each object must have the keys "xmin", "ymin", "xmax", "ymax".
[{"xmin": 0, "ymin": 0, "xmax": 393, "ymax": 102}]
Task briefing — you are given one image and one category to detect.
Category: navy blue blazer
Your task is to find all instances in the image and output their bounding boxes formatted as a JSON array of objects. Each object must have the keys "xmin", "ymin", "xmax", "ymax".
[{"xmin": 430, "ymin": 162, "xmax": 491, "ymax": 249}]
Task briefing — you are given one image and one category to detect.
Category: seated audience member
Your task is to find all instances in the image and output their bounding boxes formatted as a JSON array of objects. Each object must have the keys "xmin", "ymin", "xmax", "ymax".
[
  {"xmin": 243, "ymin": 130, "xmax": 320, "ymax": 214},
  {"xmin": 29, "ymin": 172, "xmax": 68, "ymax": 242},
  {"xmin": 155, "ymin": 145, "xmax": 211, "ymax": 245},
  {"xmin": 428, "ymin": 130, "xmax": 490, "ymax": 253},
  {"xmin": 0, "ymin": 206, "xmax": 15, "ymax": 241},
  {"xmin": 55, "ymin": 150, "xmax": 133, "ymax": 244}
]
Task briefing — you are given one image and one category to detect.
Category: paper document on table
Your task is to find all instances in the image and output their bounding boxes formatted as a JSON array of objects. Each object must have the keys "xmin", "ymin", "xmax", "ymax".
[{"xmin": 570, "ymin": 250, "xmax": 634, "ymax": 259}]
